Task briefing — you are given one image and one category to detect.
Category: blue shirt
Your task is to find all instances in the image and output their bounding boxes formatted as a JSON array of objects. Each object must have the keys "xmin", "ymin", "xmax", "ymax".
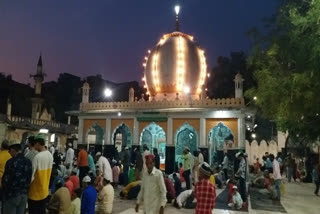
[
  {"xmin": 81, "ymin": 185, "xmax": 97, "ymax": 214},
  {"xmin": 266, "ymin": 158, "xmax": 273, "ymax": 168},
  {"xmin": 1, "ymin": 153, "xmax": 32, "ymax": 199},
  {"xmin": 88, "ymin": 154, "xmax": 96, "ymax": 177}
]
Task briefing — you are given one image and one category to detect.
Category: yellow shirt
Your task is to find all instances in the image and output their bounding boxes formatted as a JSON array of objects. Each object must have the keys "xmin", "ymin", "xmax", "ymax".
[
  {"xmin": 0, "ymin": 150, "xmax": 11, "ymax": 188},
  {"xmin": 210, "ymin": 175, "xmax": 216, "ymax": 186},
  {"xmin": 29, "ymin": 150, "xmax": 53, "ymax": 200}
]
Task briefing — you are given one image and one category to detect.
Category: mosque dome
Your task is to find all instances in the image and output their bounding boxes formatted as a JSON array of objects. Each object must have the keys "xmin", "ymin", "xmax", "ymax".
[{"xmin": 143, "ymin": 31, "xmax": 208, "ymax": 99}]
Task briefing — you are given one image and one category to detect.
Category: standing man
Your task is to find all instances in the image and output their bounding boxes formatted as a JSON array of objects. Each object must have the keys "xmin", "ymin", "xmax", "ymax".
[
  {"xmin": 2, "ymin": 141, "xmax": 32, "ymax": 214},
  {"xmin": 77, "ymin": 145, "xmax": 89, "ymax": 183},
  {"xmin": 96, "ymin": 152, "xmax": 113, "ymax": 183},
  {"xmin": 312, "ymin": 164, "xmax": 320, "ymax": 196},
  {"xmin": 235, "ymin": 152, "xmax": 246, "ymax": 202},
  {"xmin": 0, "ymin": 140, "xmax": 11, "ymax": 213},
  {"xmin": 65, "ymin": 143, "xmax": 74, "ymax": 175},
  {"xmin": 153, "ymin": 148, "xmax": 160, "ymax": 170},
  {"xmin": 136, "ymin": 154, "xmax": 167, "ymax": 214},
  {"xmin": 142, "ymin": 144, "xmax": 150, "ymax": 171},
  {"xmin": 222, "ymin": 153, "xmax": 229, "ymax": 181},
  {"xmin": 270, "ymin": 154, "xmax": 282, "ymax": 201},
  {"xmin": 122, "ymin": 147, "xmax": 130, "ymax": 185},
  {"xmin": 181, "ymin": 147, "xmax": 192, "ymax": 190},
  {"xmin": 195, "ymin": 162, "xmax": 216, "ymax": 214},
  {"xmin": 24, "ymin": 136, "xmax": 38, "ymax": 163},
  {"xmin": 28, "ymin": 135, "xmax": 53, "ymax": 214}
]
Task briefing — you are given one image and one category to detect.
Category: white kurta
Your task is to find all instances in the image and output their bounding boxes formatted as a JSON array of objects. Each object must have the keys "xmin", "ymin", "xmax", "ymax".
[
  {"xmin": 176, "ymin": 190, "xmax": 193, "ymax": 207},
  {"xmin": 137, "ymin": 167, "xmax": 167, "ymax": 214},
  {"xmin": 65, "ymin": 148, "xmax": 74, "ymax": 166},
  {"xmin": 98, "ymin": 156, "xmax": 113, "ymax": 182}
]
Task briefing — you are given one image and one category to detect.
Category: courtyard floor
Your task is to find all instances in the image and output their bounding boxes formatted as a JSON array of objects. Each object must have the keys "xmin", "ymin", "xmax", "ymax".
[{"xmin": 114, "ymin": 180, "xmax": 320, "ymax": 214}]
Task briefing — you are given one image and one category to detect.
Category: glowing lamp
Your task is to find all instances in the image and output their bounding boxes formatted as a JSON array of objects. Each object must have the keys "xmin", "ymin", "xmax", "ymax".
[
  {"xmin": 104, "ymin": 88, "xmax": 112, "ymax": 97},
  {"xmin": 144, "ymin": 57, "xmax": 148, "ymax": 60},
  {"xmin": 253, "ymin": 96, "xmax": 257, "ymax": 100},
  {"xmin": 175, "ymin": 5, "xmax": 180, "ymax": 15},
  {"xmin": 183, "ymin": 86, "xmax": 190, "ymax": 94},
  {"xmin": 142, "ymin": 63, "xmax": 146, "ymax": 67},
  {"xmin": 148, "ymin": 50, "xmax": 151, "ymax": 54},
  {"xmin": 117, "ymin": 112, "xmax": 122, "ymax": 117},
  {"xmin": 251, "ymin": 133, "xmax": 256, "ymax": 139}
]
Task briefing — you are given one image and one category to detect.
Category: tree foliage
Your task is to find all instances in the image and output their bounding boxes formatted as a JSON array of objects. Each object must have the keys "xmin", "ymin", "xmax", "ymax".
[{"xmin": 246, "ymin": 0, "xmax": 320, "ymax": 144}]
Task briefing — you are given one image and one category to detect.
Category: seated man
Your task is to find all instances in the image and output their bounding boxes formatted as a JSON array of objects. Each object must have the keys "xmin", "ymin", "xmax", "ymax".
[{"xmin": 164, "ymin": 174, "xmax": 176, "ymax": 202}]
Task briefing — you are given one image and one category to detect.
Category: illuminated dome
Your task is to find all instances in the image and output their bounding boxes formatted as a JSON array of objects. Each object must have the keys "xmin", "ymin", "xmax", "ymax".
[{"xmin": 143, "ymin": 31, "xmax": 208, "ymax": 100}]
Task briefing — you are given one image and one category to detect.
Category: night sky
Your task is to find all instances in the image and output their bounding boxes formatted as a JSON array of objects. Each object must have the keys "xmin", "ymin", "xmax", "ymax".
[{"xmin": 0, "ymin": 0, "xmax": 278, "ymax": 84}]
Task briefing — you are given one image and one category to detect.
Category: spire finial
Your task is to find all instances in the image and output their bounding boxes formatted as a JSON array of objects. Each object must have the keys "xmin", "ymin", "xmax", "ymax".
[
  {"xmin": 174, "ymin": 5, "xmax": 180, "ymax": 31},
  {"xmin": 37, "ymin": 52, "xmax": 42, "ymax": 66}
]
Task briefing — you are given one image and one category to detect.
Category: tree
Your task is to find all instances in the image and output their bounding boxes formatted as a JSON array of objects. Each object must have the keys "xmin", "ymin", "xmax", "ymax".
[{"xmin": 246, "ymin": 0, "xmax": 320, "ymax": 147}]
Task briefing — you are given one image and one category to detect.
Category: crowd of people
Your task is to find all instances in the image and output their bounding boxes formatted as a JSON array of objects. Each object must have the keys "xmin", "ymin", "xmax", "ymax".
[{"xmin": 0, "ymin": 135, "xmax": 319, "ymax": 214}]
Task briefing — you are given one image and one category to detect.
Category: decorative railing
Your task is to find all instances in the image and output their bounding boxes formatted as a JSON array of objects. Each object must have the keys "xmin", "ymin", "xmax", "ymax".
[
  {"xmin": 80, "ymin": 98, "xmax": 245, "ymax": 111},
  {"xmin": 0, "ymin": 114, "xmax": 77, "ymax": 133}
]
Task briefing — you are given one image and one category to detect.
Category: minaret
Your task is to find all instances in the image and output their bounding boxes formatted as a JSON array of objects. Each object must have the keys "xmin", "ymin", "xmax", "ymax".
[
  {"xmin": 34, "ymin": 54, "xmax": 44, "ymax": 95},
  {"xmin": 129, "ymin": 87, "xmax": 134, "ymax": 102},
  {"xmin": 30, "ymin": 54, "xmax": 45, "ymax": 119},
  {"xmin": 234, "ymin": 72, "xmax": 244, "ymax": 98},
  {"xmin": 82, "ymin": 82, "xmax": 90, "ymax": 103}
]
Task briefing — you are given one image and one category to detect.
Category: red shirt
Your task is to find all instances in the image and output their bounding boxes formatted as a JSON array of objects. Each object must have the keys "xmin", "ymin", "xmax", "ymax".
[
  {"xmin": 164, "ymin": 178, "xmax": 176, "ymax": 199},
  {"xmin": 69, "ymin": 175, "xmax": 80, "ymax": 191},
  {"xmin": 77, "ymin": 149, "xmax": 88, "ymax": 167},
  {"xmin": 65, "ymin": 180, "xmax": 74, "ymax": 196},
  {"xmin": 195, "ymin": 178, "xmax": 216, "ymax": 214}
]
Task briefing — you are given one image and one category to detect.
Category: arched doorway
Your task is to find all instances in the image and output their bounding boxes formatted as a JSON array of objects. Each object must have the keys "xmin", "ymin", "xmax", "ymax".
[
  {"xmin": 86, "ymin": 123, "xmax": 104, "ymax": 145},
  {"xmin": 139, "ymin": 122, "xmax": 166, "ymax": 166},
  {"xmin": 174, "ymin": 123, "xmax": 198, "ymax": 166},
  {"xmin": 112, "ymin": 123, "xmax": 132, "ymax": 152},
  {"xmin": 208, "ymin": 122, "xmax": 234, "ymax": 166}
]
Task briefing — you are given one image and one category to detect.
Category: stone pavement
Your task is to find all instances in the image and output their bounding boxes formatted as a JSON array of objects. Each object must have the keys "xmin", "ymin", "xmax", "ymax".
[{"xmin": 115, "ymin": 180, "xmax": 320, "ymax": 214}]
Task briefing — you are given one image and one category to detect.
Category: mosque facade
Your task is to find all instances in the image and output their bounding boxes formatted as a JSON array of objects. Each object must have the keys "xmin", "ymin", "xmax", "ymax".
[{"xmin": 76, "ymin": 7, "xmax": 246, "ymax": 173}]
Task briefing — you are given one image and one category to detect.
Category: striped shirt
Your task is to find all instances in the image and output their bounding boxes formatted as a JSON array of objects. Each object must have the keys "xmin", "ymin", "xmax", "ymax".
[{"xmin": 29, "ymin": 150, "xmax": 53, "ymax": 200}]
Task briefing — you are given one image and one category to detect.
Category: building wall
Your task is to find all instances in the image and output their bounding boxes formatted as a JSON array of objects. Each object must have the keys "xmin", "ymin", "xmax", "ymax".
[
  {"xmin": 83, "ymin": 119, "xmax": 106, "ymax": 142},
  {"xmin": 111, "ymin": 119, "xmax": 134, "ymax": 134},
  {"xmin": 205, "ymin": 118, "xmax": 238, "ymax": 147}
]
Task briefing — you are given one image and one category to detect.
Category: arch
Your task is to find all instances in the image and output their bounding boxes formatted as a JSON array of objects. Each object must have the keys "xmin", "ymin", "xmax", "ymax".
[
  {"xmin": 268, "ymin": 140, "xmax": 278, "ymax": 156},
  {"xmin": 139, "ymin": 122, "xmax": 166, "ymax": 162},
  {"xmin": 208, "ymin": 122, "xmax": 234, "ymax": 166},
  {"xmin": 111, "ymin": 123, "xmax": 132, "ymax": 152},
  {"xmin": 85, "ymin": 123, "xmax": 104, "ymax": 145},
  {"xmin": 174, "ymin": 122, "xmax": 198, "ymax": 164}
]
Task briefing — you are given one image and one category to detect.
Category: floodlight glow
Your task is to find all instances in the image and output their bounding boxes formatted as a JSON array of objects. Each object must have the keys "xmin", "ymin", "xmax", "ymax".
[
  {"xmin": 39, "ymin": 129, "xmax": 48, "ymax": 134},
  {"xmin": 175, "ymin": 5, "xmax": 180, "ymax": 15},
  {"xmin": 104, "ymin": 88, "xmax": 112, "ymax": 97},
  {"xmin": 183, "ymin": 86, "xmax": 190, "ymax": 94},
  {"xmin": 253, "ymin": 96, "xmax": 257, "ymax": 100},
  {"xmin": 118, "ymin": 112, "xmax": 122, "ymax": 117},
  {"xmin": 251, "ymin": 133, "xmax": 256, "ymax": 139}
]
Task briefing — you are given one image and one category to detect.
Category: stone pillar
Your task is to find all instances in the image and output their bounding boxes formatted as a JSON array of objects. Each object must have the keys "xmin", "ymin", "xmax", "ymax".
[
  {"xmin": 167, "ymin": 117, "xmax": 173, "ymax": 146},
  {"xmin": 238, "ymin": 114, "xmax": 245, "ymax": 149},
  {"xmin": 78, "ymin": 118, "xmax": 84, "ymax": 145},
  {"xmin": 133, "ymin": 118, "xmax": 139, "ymax": 145},
  {"xmin": 6, "ymin": 99, "xmax": 12, "ymax": 119},
  {"xmin": 106, "ymin": 118, "xmax": 111, "ymax": 145},
  {"xmin": 200, "ymin": 118, "xmax": 206, "ymax": 147},
  {"xmin": 67, "ymin": 116, "xmax": 71, "ymax": 125}
]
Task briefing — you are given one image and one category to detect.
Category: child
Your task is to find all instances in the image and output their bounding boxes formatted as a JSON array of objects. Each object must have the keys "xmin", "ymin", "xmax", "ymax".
[
  {"xmin": 67, "ymin": 188, "xmax": 81, "ymax": 214},
  {"xmin": 128, "ymin": 163, "xmax": 135, "ymax": 183},
  {"xmin": 112, "ymin": 160, "xmax": 120, "ymax": 187},
  {"xmin": 94, "ymin": 169, "xmax": 104, "ymax": 192},
  {"xmin": 228, "ymin": 186, "xmax": 243, "ymax": 210},
  {"xmin": 226, "ymin": 179, "xmax": 235, "ymax": 203},
  {"xmin": 179, "ymin": 163, "xmax": 185, "ymax": 183}
]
